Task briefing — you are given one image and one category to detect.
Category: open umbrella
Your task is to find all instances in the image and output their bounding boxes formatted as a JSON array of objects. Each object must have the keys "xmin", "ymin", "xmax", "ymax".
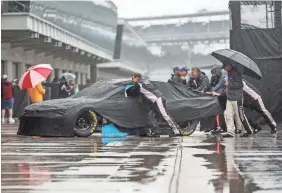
[
  {"xmin": 211, "ymin": 49, "xmax": 262, "ymax": 79},
  {"xmin": 18, "ymin": 64, "xmax": 53, "ymax": 90},
  {"xmin": 59, "ymin": 72, "xmax": 76, "ymax": 82}
]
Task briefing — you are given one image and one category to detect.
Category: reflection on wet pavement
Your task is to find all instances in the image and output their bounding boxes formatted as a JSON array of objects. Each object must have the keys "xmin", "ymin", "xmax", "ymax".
[{"xmin": 1, "ymin": 124, "xmax": 282, "ymax": 193}]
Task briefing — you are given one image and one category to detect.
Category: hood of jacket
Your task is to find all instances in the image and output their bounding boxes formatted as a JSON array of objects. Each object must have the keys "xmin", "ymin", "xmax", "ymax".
[{"xmin": 211, "ymin": 66, "xmax": 222, "ymax": 77}]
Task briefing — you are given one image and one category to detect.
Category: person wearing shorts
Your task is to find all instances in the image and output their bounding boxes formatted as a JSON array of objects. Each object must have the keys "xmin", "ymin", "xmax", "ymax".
[{"xmin": 1, "ymin": 74, "xmax": 15, "ymax": 124}]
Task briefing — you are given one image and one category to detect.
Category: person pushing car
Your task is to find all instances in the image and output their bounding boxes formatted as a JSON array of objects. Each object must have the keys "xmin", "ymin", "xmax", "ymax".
[
  {"xmin": 126, "ymin": 73, "xmax": 180, "ymax": 137},
  {"xmin": 242, "ymin": 80, "xmax": 277, "ymax": 133}
]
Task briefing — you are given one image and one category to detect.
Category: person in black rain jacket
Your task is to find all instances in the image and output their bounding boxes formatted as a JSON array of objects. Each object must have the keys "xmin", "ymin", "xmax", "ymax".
[
  {"xmin": 187, "ymin": 67, "xmax": 210, "ymax": 92},
  {"xmin": 168, "ymin": 67, "xmax": 183, "ymax": 85},
  {"xmin": 243, "ymin": 80, "xmax": 277, "ymax": 133}
]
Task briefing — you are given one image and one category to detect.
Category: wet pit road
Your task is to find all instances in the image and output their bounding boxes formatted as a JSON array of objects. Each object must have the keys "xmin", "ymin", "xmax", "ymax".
[{"xmin": 1, "ymin": 124, "xmax": 282, "ymax": 193}]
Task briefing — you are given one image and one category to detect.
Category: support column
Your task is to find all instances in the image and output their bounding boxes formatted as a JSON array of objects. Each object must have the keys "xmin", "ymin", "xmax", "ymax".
[
  {"xmin": 87, "ymin": 65, "xmax": 91, "ymax": 79},
  {"xmin": 77, "ymin": 72, "xmax": 81, "ymax": 84},
  {"xmin": 49, "ymin": 71, "xmax": 55, "ymax": 82},
  {"xmin": 81, "ymin": 73, "xmax": 84, "ymax": 85},
  {"xmin": 18, "ymin": 63, "xmax": 26, "ymax": 80},
  {"xmin": 1, "ymin": 1, "xmax": 9, "ymax": 13},
  {"xmin": 6, "ymin": 61, "xmax": 13, "ymax": 80},
  {"xmin": 1, "ymin": 60, "xmax": 7, "ymax": 75},
  {"xmin": 274, "ymin": 1, "xmax": 282, "ymax": 50},
  {"xmin": 58, "ymin": 69, "xmax": 63, "ymax": 77},
  {"xmin": 90, "ymin": 65, "xmax": 97, "ymax": 83}
]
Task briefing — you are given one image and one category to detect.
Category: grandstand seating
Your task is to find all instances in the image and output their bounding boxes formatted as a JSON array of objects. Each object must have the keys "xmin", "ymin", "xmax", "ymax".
[
  {"xmin": 134, "ymin": 20, "xmax": 229, "ymax": 36},
  {"xmin": 130, "ymin": 15, "xmax": 230, "ymax": 69}
]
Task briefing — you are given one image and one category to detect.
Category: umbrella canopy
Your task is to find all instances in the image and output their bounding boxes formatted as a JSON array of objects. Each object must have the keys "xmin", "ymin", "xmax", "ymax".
[
  {"xmin": 211, "ymin": 49, "xmax": 262, "ymax": 79},
  {"xmin": 59, "ymin": 72, "xmax": 76, "ymax": 82},
  {"xmin": 18, "ymin": 64, "xmax": 53, "ymax": 90}
]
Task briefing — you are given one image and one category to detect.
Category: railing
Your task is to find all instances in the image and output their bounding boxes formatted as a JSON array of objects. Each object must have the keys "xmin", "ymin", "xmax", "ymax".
[
  {"xmin": 4, "ymin": 1, "xmax": 117, "ymax": 56},
  {"xmin": 7, "ymin": 1, "xmax": 29, "ymax": 13}
]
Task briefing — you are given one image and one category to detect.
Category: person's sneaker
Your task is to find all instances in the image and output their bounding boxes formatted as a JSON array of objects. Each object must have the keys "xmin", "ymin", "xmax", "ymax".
[
  {"xmin": 8, "ymin": 118, "xmax": 15, "ymax": 124},
  {"xmin": 2, "ymin": 118, "xmax": 5, "ymax": 124},
  {"xmin": 220, "ymin": 132, "xmax": 235, "ymax": 138},
  {"xmin": 271, "ymin": 127, "xmax": 277, "ymax": 134},
  {"xmin": 235, "ymin": 130, "xmax": 242, "ymax": 134},
  {"xmin": 171, "ymin": 125, "xmax": 181, "ymax": 136},
  {"xmin": 204, "ymin": 128, "xmax": 214, "ymax": 133},
  {"xmin": 254, "ymin": 128, "xmax": 262, "ymax": 134}
]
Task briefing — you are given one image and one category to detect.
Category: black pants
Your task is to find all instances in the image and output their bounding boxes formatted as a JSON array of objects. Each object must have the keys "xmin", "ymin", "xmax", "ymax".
[
  {"xmin": 148, "ymin": 98, "xmax": 179, "ymax": 134},
  {"xmin": 244, "ymin": 107, "xmax": 263, "ymax": 131},
  {"xmin": 237, "ymin": 99, "xmax": 254, "ymax": 134},
  {"xmin": 248, "ymin": 97, "xmax": 276, "ymax": 129}
]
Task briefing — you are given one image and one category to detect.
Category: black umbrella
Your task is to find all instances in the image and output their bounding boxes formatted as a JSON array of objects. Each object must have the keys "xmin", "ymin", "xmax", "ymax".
[{"xmin": 211, "ymin": 49, "xmax": 262, "ymax": 79}]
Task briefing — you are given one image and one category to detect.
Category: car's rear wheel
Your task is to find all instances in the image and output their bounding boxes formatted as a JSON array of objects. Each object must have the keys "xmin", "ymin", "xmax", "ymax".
[
  {"xmin": 74, "ymin": 110, "xmax": 98, "ymax": 137},
  {"xmin": 178, "ymin": 120, "xmax": 199, "ymax": 136}
]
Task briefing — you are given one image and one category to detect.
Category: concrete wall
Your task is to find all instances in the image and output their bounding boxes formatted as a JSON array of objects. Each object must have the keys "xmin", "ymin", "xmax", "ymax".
[{"xmin": 1, "ymin": 43, "xmax": 90, "ymax": 84}]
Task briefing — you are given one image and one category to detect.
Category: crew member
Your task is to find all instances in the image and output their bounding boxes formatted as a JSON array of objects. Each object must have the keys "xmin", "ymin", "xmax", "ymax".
[
  {"xmin": 210, "ymin": 66, "xmax": 222, "ymax": 89},
  {"xmin": 168, "ymin": 67, "xmax": 183, "ymax": 85},
  {"xmin": 221, "ymin": 63, "xmax": 253, "ymax": 137},
  {"xmin": 187, "ymin": 67, "xmax": 210, "ymax": 92},
  {"xmin": 210, "ymin": 76, "xmax": 242, "ymax": 135},
  {"xmin": 243, "ymin": 80, "xmax": 277, "ymax": 133},
  {"xmin": 127, "ymin": 73, "xmax": 180, "ymax": 136},
  {"xmin": 180, "ymin": 67, "xmax": 189, "ymax": 85},
  {"xmin": 206, "ymin": 73, "xmax": 229, "ymax": 134}
]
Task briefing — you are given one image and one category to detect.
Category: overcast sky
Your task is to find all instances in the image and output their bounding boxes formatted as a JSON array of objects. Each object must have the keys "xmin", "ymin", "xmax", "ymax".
[{"xmin": 111, "ymin": 0, "xmax": 229, "ymax": 18}]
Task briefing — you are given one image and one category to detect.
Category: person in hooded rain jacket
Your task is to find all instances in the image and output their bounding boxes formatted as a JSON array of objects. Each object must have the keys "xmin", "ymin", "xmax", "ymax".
[{"xmin": 210, "ymin": 66, "xmax": 222, "ymax": 89}]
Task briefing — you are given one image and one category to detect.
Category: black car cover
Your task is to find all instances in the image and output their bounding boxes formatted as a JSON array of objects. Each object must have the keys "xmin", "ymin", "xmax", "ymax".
[{"xmin": 18, "ymin": 80, "xmax": 223, "ymax": 136}]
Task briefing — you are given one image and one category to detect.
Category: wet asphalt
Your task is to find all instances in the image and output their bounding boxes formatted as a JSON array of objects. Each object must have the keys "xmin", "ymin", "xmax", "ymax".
[{"xmin": 1, "ymin": 124, "xmax": 282, "ymax": 193}]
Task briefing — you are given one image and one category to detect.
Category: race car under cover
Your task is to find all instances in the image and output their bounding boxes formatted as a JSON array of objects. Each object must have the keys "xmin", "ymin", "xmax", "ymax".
[{"xmin": 17, "ymin": 79, "xmax": 223, "ymax": 137}]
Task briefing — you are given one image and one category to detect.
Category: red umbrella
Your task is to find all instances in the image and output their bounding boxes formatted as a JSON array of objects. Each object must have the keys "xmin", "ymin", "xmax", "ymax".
[{"xmin": 19, "ymin": 64, "xmax": 53, "ymax": 90}]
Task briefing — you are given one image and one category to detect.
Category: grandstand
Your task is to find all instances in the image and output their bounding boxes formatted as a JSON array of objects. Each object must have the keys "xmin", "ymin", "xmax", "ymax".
[{"xmin": 126, "ymin": 10, "xmax": 230, "ymax": 80}]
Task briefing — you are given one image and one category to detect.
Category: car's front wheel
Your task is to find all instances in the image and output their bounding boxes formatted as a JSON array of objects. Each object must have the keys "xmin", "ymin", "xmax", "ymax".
[
  {"xmin": 178, "ymin": 120, "xmax": 199, "ymax": 136},
  {"xmin": 74, "ymin": 110, "xmax": 98, "ymax": 137}
]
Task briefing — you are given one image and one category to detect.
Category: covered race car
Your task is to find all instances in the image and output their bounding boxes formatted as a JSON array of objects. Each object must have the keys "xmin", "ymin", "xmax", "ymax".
[{"xmin": 17, "ymin": 79, "xmax": 223, "ymax": 137}]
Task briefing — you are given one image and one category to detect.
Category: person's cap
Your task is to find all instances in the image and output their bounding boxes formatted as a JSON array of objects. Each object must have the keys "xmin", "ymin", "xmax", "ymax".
[
  {"xmin": 180, "ymin": 67, "xmax": 189, "ymax": 72},
  {"xmin": 2, "ymin": 74, "xmax": 8, "ymax": 79},
  {"xmin": 173, "ymin": 66, "xmax": 180, "ymax": 71}
]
